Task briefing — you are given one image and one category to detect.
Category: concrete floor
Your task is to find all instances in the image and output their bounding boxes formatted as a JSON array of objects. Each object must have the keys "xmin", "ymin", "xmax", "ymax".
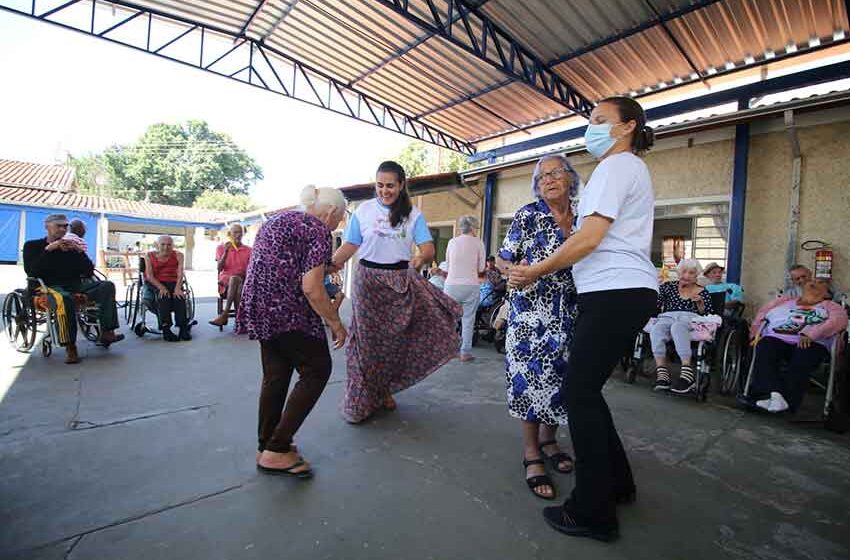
[{"xmin": 1, "ymin": 300, "xmax": 849, "ymax": 560}]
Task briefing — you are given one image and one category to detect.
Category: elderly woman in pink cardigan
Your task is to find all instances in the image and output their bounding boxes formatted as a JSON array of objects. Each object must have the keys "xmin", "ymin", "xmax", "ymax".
[{"xmin": 747, "ymin": 278, "xmax": 847, "ymax": 413}]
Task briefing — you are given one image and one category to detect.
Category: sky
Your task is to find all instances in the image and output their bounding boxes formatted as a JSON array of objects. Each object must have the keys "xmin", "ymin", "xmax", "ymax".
[{"xmin": 0, "ymin": 10, "xmax": 413, "ymax": 209}]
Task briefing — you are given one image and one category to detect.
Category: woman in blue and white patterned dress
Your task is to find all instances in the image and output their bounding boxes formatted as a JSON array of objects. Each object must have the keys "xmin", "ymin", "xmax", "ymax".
[{"xmin": 497, "ymin": 154, "xmax": 580, "ymax": 501}]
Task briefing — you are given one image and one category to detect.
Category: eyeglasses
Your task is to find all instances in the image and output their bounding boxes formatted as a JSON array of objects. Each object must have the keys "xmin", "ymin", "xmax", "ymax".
[{"xmin": 536, "ymin": 167, "xmax": 568, "ymax": 183}]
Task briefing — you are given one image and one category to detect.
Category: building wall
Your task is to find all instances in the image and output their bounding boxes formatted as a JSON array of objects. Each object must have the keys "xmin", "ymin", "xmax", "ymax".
[
  {"xmin": 417, "ymin": 189, "xmax": 483, "ymax": 227},
  {"xmin": 743, "ymin": 120, "xmax": 850, "ymax": 310}
]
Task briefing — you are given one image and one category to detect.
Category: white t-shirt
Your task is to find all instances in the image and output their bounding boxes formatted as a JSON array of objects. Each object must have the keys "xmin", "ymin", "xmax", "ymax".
[
  {"xmin": 343, "ymin": 198, "xmax": 432, "ymax": 264},
  {"xmin": 445, "ymin": 234, "xmax": 486, "ymax": 286},
  {"xmin": 572, "ymin": 152, "xmax": 658, "ymax": 294}
]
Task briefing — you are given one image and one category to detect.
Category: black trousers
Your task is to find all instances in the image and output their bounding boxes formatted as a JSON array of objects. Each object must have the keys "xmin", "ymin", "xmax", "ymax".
[
  {"xmin": 157, "ymin": 281, "xmax": 187, "ymax": 328},
  {"xmin": 258, "ymin": 331, "xmax": 332, "ymax": 453},
  {"xmin": 562, "ymin": 288, "xmax": 657, "ymax": 527},
  {"xmin": 749, "ymin": 336, "xmax": 829, "ymax": 411}
]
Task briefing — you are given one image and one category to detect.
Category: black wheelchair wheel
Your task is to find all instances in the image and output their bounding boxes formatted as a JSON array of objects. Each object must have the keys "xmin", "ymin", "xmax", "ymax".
[
  {"xmin": 185, "ymin": 283, "xmax": 196, "ymax": 322},
  {"xmin": 123, "ymin": 282, "xmax": 135, "ymax": 324},
  {"xmin": 3, "ymin": 291, "xmax": 37, "ymax": 353},
  {"xmin": 719, "ymin": 329, "xmax": 744, "ymax": 395},
  {"xmin": 133, "ymin": 322, "xmax": 147, "ymax": 337}
]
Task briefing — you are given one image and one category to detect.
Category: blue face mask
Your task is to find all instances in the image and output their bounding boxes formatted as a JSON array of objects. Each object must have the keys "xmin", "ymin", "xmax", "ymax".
[{"xmin": 584, "ymin": 123, "xmax": 616, "ymax": 159}]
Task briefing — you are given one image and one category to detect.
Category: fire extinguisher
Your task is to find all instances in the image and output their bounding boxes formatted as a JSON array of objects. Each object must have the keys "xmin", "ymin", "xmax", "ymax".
[{"xmin": 802, "ymin": 240, "xmax": 833, "ymax": 280}]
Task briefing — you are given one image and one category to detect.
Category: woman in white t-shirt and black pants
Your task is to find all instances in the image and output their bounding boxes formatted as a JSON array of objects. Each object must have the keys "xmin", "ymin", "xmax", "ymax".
[{"xmin": 510, "ymin": 97, "xmax": 658, "ymax": 542}]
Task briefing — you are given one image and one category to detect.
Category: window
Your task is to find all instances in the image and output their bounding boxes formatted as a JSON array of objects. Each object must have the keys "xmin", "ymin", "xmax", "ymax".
[{"xmin": 493, "ymin": 217, "xmax": 513, "ymax": 254}]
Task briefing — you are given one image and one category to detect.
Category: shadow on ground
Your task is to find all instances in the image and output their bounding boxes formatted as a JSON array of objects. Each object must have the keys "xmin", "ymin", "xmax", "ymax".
[{"xmin": 1, "ymin": 301, "xmax": 848, "ymax": 560}]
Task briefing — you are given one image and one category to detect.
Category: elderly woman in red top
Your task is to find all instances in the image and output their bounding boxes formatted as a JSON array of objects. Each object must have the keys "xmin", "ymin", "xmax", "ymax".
[
  {"xmin": 210, "ymin": 223, "xmax": 252, "ymax": 327},
  {"xmin": 237, "ymin": 185, "xmax": 347, "ymax": 478},
  {"xmin": 144, "ymin": 235, "xmax": 190, "ymax": 342}
]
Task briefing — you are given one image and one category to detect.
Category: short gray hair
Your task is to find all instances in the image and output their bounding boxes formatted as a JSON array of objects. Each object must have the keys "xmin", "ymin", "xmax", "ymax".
[
  {"xmin": 531, "ymin": 154, "xmax": 580, "ymax": 199},
  {"xmin": 457, "ymin": 215, "xmax": 479, "ymax": 234},
  {"xmin": 677, "ymin": 258, "xmax": 702, "ymax": 275}
]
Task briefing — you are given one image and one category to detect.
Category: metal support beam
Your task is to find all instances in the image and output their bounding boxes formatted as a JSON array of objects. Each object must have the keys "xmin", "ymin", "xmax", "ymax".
[
  {"xmin": 237, "ymin": 0, "xmax": 269, "ymax": 38},
  {"xmin": 783, "ymin": 109, "xmax": 803, "ymax": 276},
  {"xmin": 727, "ymin": 100, "xmax": 750, "ymax": 284},
  {"xmin": 643, "ymin": 0, "xmax": 707, "ymax": 86},
  {"xmin": 482, "ymin": 171, "xmax": 496, "ymax": 254},
  {"xmin": 1, "ymin": 0, "xmax": 473, "ymax": 155},
  {"xmin": 373, "ymin": 0, "xmax": 594, "ymax": 117},
  {"xmin": 428, "ymin": 0, "xmax": 721, "ymax": 119},
  {"xmin": 469, "ymin": 59, "xmax": 850, "ymax": 162}
]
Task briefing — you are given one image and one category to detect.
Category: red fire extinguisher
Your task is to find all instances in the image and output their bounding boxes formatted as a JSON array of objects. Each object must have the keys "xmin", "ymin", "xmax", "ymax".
[{"xmin": 802, "ymin": 240, "xmax": 833, "ymax": 280}]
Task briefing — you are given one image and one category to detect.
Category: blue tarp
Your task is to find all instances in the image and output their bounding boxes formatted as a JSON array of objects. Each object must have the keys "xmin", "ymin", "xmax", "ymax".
[
  {"xmin": 23, "ymin": 208, "xmax": 99, "ymax": 263},
  {"xmin": 0, "ymin": 207, "xmax": 21, "ymax": 262}
]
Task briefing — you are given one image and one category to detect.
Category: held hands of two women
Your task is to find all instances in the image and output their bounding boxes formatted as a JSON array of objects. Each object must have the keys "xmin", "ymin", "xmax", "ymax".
[{"xmin": 508, "ymin": 259, "xmax": 537, "ymax": 288}]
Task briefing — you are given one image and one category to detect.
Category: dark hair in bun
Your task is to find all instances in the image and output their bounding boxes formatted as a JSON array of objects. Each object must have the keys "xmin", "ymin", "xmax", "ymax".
[{"xmin": 600, "ymin": 96, "xmax": 654, "ymax": 155}]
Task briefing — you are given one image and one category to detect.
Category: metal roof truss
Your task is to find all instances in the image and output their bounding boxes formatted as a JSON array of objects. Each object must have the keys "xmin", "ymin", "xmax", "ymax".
[{"xmin": 0, "ymin": 0, "xmax": 475, "ymax": 155}]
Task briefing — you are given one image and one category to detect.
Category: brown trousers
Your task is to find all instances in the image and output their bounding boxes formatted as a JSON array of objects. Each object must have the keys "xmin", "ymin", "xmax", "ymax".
[{"xmin": 258, "ymin": 331, "xmax": 332, "ymax": 453}]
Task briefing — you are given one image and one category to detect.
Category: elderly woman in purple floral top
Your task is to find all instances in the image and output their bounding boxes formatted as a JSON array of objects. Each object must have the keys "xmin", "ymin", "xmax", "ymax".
[{"xmin": 237, "ymin": 185, "xmax": 348, "ymax": 478}]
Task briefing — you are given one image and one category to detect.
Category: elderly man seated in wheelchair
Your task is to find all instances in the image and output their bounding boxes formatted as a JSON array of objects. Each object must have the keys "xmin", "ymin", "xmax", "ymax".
[
  {"xmin": 143, "ymin": 235, "xmax": 192, "ymax": 342},
  {"xmin": 650, "ymin": 259, "xmax": 716, "ymax": 393},
  {"xmin": 21, "ymin": 214, "xmax": 124, "ymax": 363},
  {"xmin": 743, "ymin": 278, "xmax": 847, "ymax": 414},
  {"xmin": 700, "ymin": 261, "xmax": 744, "ymax": 315}
]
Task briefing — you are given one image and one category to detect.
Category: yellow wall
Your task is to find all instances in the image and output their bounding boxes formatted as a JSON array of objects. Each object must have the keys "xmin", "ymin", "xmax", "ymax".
[
  {"xmin": 743, "ymin": 120, "xmax": 850, "ymax": 310},
  {"xmin": 417, "ymin": 189, "xmax": 483, "ymax": 226},
  {"xmin": 644, "ymin": 139, "xmax": 734, "ymax": 200}
]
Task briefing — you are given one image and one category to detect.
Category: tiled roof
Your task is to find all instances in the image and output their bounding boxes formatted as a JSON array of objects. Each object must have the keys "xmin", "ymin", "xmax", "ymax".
[
  {"xmin": 0, "ymin": 159, "xmax": 76, "ymax": 191},
  {"xmin": 0, "ymin": 183, "xmax": 230, "ymax": 225}
]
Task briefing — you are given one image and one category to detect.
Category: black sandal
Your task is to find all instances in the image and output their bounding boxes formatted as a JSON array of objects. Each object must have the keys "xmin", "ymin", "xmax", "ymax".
[
  {"xmin": 523, "ymin": 458, "xmax": 556, "ymax": 500},
  {"xmin": 256, "ymin": 460, "xmax": 313, "ymax": 479},
  {"xmin": 539, "ymin": 440, "xmax": 574, "ymax": 474}
]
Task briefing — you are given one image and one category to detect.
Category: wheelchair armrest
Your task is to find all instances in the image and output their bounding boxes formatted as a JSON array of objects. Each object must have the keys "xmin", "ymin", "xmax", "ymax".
[{"xmin": 26, "ymin": 277, "xmax": 49, "ymax": 292}]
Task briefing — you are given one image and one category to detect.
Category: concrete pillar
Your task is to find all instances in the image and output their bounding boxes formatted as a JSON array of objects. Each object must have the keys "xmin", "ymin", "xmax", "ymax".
[
  {"xmin": 184, "ymin": 227, "xmax": 195, "ymax": 270},
  {"xmin": 96, "ymin": 214, "xmax": 109, "ymax": 268}
]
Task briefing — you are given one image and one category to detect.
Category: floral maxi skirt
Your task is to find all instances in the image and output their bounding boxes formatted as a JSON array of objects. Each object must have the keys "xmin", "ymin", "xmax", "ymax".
[{"xmin": 342, "ymin": 265, "xmax": 462, "ymax": 422}]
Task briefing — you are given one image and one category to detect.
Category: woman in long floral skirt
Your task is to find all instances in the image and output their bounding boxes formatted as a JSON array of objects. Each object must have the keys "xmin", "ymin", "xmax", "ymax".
[{"xmin": 332, "ymin": 160, "xmax": 461, "ymax": 423}]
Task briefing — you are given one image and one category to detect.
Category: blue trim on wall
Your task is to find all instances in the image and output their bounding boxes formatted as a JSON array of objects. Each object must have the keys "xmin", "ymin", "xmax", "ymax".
[{"xmin": 727, "ymin": 120, "xmax": 750, "ymax": 284}]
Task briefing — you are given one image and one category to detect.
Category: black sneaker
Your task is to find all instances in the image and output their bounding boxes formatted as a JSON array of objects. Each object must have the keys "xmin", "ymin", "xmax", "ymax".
[
  {"xmin": 178, "ymin": 327, "xmax": 192, "ymax": 341},
  {"xmin": 653, "ymin": 378, "xmax": 671, "ymax": 391},
  {"xmin": 162, "ymin": 326, "xmax": 179, "ymax": 342},
  {"xmin": 671, "ymin": 376, "xmax": 695, "ymax": 394}
]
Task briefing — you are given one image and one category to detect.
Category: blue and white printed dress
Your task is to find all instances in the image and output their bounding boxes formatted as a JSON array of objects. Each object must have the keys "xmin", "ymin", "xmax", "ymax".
[{"xmin": 498, "ymin": 199, "xmax": 578, "ymax": 425}]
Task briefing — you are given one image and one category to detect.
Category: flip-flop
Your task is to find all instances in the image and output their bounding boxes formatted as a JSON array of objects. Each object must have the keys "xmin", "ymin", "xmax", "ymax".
[{"xmin": 256, "ymin": 460, "xmax": 313, "ymax": 479}]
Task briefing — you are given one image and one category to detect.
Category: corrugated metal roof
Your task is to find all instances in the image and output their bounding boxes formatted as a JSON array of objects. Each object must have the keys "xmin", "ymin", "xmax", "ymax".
[
  {"xmin": 0, "ymin": 159, "xmax": 76, "ymax": 191},
  {"xmin": 0, "ymin": 182, "xmax": 230, "ymax": 225},
  {"xmin": 7, "ymin": 0, "xmax": 849, "ymax": 148}
]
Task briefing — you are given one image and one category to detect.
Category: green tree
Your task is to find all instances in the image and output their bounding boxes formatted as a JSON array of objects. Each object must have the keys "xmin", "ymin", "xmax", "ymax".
[
  {"xmin": 395, "ymin": 141, "xmax": 474, "ymax": 177},
  {"xmin": 193, "ymin": 190, "xmax": 258, "ymax": 213},
  {"xmin": 71, "ymin": 120, "xmax": 263, "ymax": 207}
]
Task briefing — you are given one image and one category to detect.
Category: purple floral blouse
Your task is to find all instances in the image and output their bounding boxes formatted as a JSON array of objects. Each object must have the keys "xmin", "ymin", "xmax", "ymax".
[{"xmin": 236, "ymin": 211, "xmax": 331, "ymax": 341}]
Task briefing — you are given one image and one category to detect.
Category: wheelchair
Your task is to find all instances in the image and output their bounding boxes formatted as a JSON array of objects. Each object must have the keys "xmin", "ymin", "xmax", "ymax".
[
  {"xmin": 2, "ymin": 275, "xmax": 103, "ymax": 357},
  {"xmin": 472, "ymin": 286, "xmax": 506, "ymax": 347},
  {"xmin": 738, "ymin": 315, "xmax": 848, "ymax": 432},
  {"xmin": 124, "ymin": 258, "xmax": 196, "ymax": 338},
  {"xmin": 622, "ymin": 291, "xmax": 748, "ymax": 402}
]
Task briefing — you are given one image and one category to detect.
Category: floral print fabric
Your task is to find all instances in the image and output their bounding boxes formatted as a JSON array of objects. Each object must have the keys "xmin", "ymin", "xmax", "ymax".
[
  {"xmin": 498, "ymin": 199, "xmax": 578, "ymax": 425},
  {"xmin": 343, "ymin": 266, "xmax": 462, "ymax": 423},
  {"xmin": 236, "ymin": 211, "xmax": 331, "ymax": 341}
]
